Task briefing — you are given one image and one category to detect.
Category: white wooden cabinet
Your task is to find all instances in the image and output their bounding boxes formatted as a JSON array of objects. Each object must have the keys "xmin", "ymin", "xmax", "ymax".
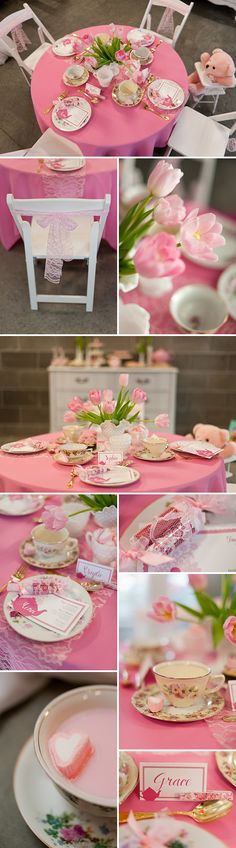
[{"xmin": 48, "ymin": 367, "xmax": 178, "ymax": 433}]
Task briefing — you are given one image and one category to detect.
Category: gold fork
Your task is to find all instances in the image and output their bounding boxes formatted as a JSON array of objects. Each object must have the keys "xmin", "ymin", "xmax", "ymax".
[
  {"xmin": 0, "ymin": 565, "xmax": 27, "ymax": 594},
  {"xmin": 67, "ymin": 467, "xmax": 78, "ymax": 489}
]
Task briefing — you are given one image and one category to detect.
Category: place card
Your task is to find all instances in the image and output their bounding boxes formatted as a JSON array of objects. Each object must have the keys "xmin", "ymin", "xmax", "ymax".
[
  {"xmin": 85, "ymin": 83, "xmax": 101, "ymax": 96},
  {"xmin": 228, "ymin": 680, "xmax": 236, "ymax": 710},
  {"xmin": 139, "ymin": 761, "xmax": 208, "ymax": 800},
  {"xmin": 98, "ymin": 451, "xmax": 123, "ymax": 467},
  {"xmin": 76, "ymin": 558, "xmax": 114, "ymax": 585},
  {"xmin": 11, "ymin": 593, "xmax": 88, "ymax": 636}
]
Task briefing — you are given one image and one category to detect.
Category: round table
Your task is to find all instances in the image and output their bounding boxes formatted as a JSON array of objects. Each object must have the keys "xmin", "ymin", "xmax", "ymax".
[
  {"xmin": 0, "ymin": 496, "xmax": 117, "ymax": 670},
  {"xmin": 0, "ymin": 433, "xmax": 226, "ymax": 494},
  {"xmin": 120, "ymin": 209, "xmax": 236, "ymax": 334},
  {"xmin": 31, "ymin": 24, "xmax": 189, "ymax": 156},
  {"xmin": 119, "ymin": 750, "xmax": 236, "ymax": 847},
  {"xmin": 0, "ymin": 157, "xmax": 117, "ymax": 250}
]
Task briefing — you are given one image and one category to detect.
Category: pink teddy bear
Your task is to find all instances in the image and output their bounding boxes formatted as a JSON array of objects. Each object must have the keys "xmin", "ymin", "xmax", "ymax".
[
  {"xmin": 186, "ymin": 423, "xmax": 236, "ymax": 460},
  {"xmin": 188, "ymin": 48, "xmax": 236, "ymax": 95}
]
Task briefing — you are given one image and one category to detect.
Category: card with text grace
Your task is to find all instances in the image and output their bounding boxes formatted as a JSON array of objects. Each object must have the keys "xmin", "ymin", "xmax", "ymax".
[
  {"xmin": 139, "ymin": 762, "xmax": 208, "ymax": 801},
  {"xmin": 76, "ymin": 558, "xmax": 114, "ymax": 585}
]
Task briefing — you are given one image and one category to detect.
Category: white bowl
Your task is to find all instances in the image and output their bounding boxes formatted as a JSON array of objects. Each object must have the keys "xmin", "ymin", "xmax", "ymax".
[
  {"xmin": 170, "ymin": 285, "xmax": 228, "ymax": 334},
  {"xmin": 34, "ymin": 685, "xmax": 117, "ymax": 816}
]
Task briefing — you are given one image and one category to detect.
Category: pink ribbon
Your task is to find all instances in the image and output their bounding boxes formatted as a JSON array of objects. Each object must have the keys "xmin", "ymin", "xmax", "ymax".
[
  {"xmin": 36, "ymin": 213, "xmax": 79, "ymax": 284},
  {"xmin": 127, "ymin": 812, "xmax": 166, "ymax": 848},
  {"xmin": 11, "ymin": 25, "xmax": 31, "ymax": 53},
  {"xmin": 158, "ymin": 8, "xmax": 175, "ymax": 38}
]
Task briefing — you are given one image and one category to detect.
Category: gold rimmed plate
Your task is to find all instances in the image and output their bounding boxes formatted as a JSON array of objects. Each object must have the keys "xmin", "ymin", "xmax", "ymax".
[
  {"xmin": 133, "ymin": 449, "xmax": 175, "ymax": 462},
  {"xmin": 119, "ymin": 752, "xmax": 139, "ymax": 805},
  {"xmin": 19, "ymin": 536, "xmax": 79, "ymax": 570},
  {"xmin": 112, "ymin": 84, "xmax": 143, "ymax": 107},
  {"xmin": 215, "ymin": 751, "xmax": 236, "ymax": 788},
  {"xmin": 54, "ymin": 450, "xmax": 93, "ymax": 466},
  {"xmin": 132, "ymin": 684, "xmax": 225, "ymax": 723},
  {"xmin": 130, "ymin": 49, "xmax": 153, "ymax": 66},
  {"xmin": 63, "ymin": 66, "xmax": 89, "ymax": 87}
]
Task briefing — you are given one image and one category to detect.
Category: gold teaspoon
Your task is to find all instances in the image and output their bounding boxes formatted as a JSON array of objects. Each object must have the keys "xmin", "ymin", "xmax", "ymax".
[{"xmin": 120, "ymin": 800, "xmax": 232, "ymax": 824}]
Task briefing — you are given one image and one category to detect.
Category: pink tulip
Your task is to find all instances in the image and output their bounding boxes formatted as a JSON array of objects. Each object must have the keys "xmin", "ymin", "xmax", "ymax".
[
  {"xmin": 89, "ymin": 390, "xmax": 102, "ymax": 405},
  {"xmin": 115, "ymin": 49, "xmax": 127, "ymax": 61},
  {"xmin": 189, "ymin": 574, "xmax": 208, "ymax": 591},
  {"xmin": 223, "ymin": 616, "xmax": 236, "ymax": 644},
  {"xmin": 134, "ymin": 232, "xmax": 185, "ymax": 279},
  {"xmin": 154, "ymin": 194, "xmax": 186, "ymax": 227},
  {"xmin": 181, "ymin": 208, "xmax": 225, "ymax": 262},
  {"xmin": 148, "ymin": 596, "xmax": 176, "ymax": 623},
  {"xmin": 154, "ymin": 414, "xmax": 169, "ymax": 428},
  {"xmin": 147, "ymin": 161, "xmax": 183, "ymax": 198},
  {"xmin": 68, "ymin": 396, "xmax": 84, "ymax": 413},
  {"xmin": 119, "ymin": 373, "xmax": 129, "ymax": 387},
  {"xmin": 103, "ymin": 400, "xmax": 116, "ymax": 414},
  {"xmin": 64, "ymin": 411, "xmax": 76, "ymax": 423},
  {"xmin": 132, "ymin": 387, "xmax": 147, "ymax": 403},
  {"xmin": 41, "ymin": 505, "xmax": 66, "ymax": 531},
  {"xmin": 103, "ymin": 389, "xmax": 113, "ymax": 402}
]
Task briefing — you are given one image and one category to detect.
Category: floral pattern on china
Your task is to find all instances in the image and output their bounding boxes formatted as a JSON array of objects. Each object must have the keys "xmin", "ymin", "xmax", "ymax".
[
  {"xmin": 52, "ymin": 97, "xmax": 91, "ymax": 132},
  {"xmin": 147, "ymin": 79, "xmax": 185, "ymax": 110},
  {"xmin": 171, "ymin": 440, "xmax": 221, "ymax": 458},
  {"xmin": 162, "ymin": 682, "xmax": 199, "ymax": 700},
  {"xmin": 52, "ymin": 34, "xmax": 81, "ymax": 57},
  {"xmin": 0, "ymin": 439, "xmax": 47, "ymax": 453}
]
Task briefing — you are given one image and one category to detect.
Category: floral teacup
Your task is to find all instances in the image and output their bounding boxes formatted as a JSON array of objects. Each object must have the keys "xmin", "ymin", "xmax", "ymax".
[
  {"xmin": 152, "ymin": 660, "xmax": 225, "ymax": 708},
  {"xmin": 143, "ymin": 436, "xmax": 168, "ymax": 458},
  {"xmin": 31, "ymin": 525, "xmax": 71, "ymax": 564},
  {"xmin": 86, "ymin": 527, "xmax": 117, "ymax": 564}
]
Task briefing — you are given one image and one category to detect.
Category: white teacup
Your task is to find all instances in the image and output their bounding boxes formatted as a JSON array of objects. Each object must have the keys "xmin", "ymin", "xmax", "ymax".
[
  {"xmin": 133, "ymin": 46, "xmax": 150, "ymax": 60},
  {"xmin": 62, "ymin": 441, "xmax": 87, "ymax": 457},
  {"xmin": 118, "ymin": 80, "xmax": 138, "ymax": 103},
  {"xmin": 62, "ymin": 425, "xmax": 85, "ymax": 442},
  {"xmin": 143, "ymin": 436, "xmax": 168, "ymax": 457},
  {"xmin": 153, "ymin": 660, "xmax": 225, "ymax": 708},
  {"xmin": 31, "ymin": 524, "xmax": 71, "ymax": 564},
  {"xmin": 86, "ymin": 528, "xmax": 117, "ymax": 565}
]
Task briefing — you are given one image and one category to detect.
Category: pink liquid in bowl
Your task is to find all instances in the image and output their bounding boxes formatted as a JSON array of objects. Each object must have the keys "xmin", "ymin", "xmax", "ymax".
[{"xmin": 48, "ymin": 706, "xmax": 116, "ymax": 801}]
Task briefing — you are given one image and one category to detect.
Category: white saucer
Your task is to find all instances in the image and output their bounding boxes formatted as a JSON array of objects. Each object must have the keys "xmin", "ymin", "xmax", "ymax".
[
  {"xmin": 14, "ymin": 737, "xmax": 117, "ymax": 848},
  {"xmin": 120, "ymin": 818, "xmax": 226, "ymax": 848},
  {"xmin": 55, "ymin": 450, "xmax": 93, "ymax": 466},
  {"xmin": 218, "ymin": 262, "xmax": 236, "ymax": 319},
  {"xmin": 19, "ymin": 535, "xmax": 79, "ymax": 569},
  {"xmin": 133, "ymin": 449, "xmax": 175, "ymax": 462},
  {"xmin": 45, "ymin": 157, "xmax": 86, "ymax": 171},
  {"xmin": 4, "ymin": 573, "xmax": 92, "ymax": 643},
  {"xmin": 119, "ymin": 752, "xmax": 138, "ymax": 805},
  {"xmin": 79, "ymin": 465, "xmax": 140, "ymax": 487},
  {"xmin": 0, "ymin": 495, "xmax": 45, "ymax": 516},
  {"xmin": 1, "ymin": 440, "xmax": 47, "ymax": 454}
]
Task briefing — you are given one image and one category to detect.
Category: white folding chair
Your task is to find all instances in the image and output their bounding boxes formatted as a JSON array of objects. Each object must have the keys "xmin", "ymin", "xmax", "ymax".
[
  {"xmin": 0, "ymin": 3, "xmax": 54, "ymax": 85},
  {"xmin": 140, "ymin": 0, "xmax": 194, "ymax": 48},
  {"xmin": 6, "ymin": 194, "xmax": 111, "ymax": 312},
  {"xmin": 166, "ymin": 107, "xmax": 236, "ymax": 157},
  {"xmin": 25, "ymin": 129, "xmax": 82, "ymax": 156}
]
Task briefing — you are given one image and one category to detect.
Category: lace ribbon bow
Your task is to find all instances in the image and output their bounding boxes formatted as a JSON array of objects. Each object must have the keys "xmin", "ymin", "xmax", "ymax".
[
  {"xmin": 36, "ymin": 212, "xmax": 78, "ymax": 284},
  {"xmin": 11, "ymin": 25, "xmax": 31, "ymax": 52}
]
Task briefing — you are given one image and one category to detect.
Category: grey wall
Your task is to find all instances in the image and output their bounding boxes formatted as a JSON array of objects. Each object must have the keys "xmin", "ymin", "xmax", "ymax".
[{"xmin": 0, "ymin": 336, "xmax": 235, "ymax": 440}]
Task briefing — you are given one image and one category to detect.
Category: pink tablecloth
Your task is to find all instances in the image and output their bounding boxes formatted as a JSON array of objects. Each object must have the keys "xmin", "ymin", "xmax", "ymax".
[
  {"xmin": 120, "ymin": 750, "xmax": 236, "ymax": 848},
  {"xmin": 119, "ymin": 494, "xmax": 162, "ymax": 537},
  {"xmin": 121, "ymin": 210, "xmax": 236, "ymax": 334},
  {"xmin": 0, "ymin": 499, "xmax": 117, "ymax": 670},
  {"xmin": 31, "ymin": 25, "xmax": 188, "ymax": 156},
  {"xmin": 0, "ymin": 433, "xmax": 226, "ymax": 494},
  {"xmin": 0, "ymin": 157, "xmax": 117, "ymax": 250}
]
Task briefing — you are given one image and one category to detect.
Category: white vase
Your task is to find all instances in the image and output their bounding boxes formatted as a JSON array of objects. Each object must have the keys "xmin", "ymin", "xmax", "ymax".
[
  {"xmin": 62, "ymin": 497, "xmax": 90, "ymax": 538},
  {"xmin": 139, "ymin": 276, "xmax": 173, "ymax": 297}
]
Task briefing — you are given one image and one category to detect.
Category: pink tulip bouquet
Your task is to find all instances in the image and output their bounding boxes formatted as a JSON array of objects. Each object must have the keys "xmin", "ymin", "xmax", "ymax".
[
  {"xmin": 65, "ymin": 373, "xmax": 143, "ymax": 427},
  {"xmin": 119, "ymin": 160, "xmax": 225, "ymax": 293},
  {"xmin": 148, "ymin": 575, "xmax": 236, "ymax": 649}
]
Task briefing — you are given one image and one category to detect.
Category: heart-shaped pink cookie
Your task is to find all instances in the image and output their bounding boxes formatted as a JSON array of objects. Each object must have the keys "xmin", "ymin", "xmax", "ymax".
[{"xmin": 49, "ymin": 731, "xmax": 94, "ymax": 779}]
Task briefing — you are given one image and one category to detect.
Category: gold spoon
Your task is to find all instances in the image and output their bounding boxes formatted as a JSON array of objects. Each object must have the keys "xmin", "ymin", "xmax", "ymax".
[
  {"xmin": 120, "ymin": 800, "xmax": 232, "ymax": 824},
  {"xmin": 44, "ymin": 92, "xmax": 67, "ymax": 114},
  {"xmin": 66, "ymin": 467, "xmax": 77, "ymax": 489},
  {"xmin": 143, "ymin": 103, "xmax": 170, "ymax": 120}
]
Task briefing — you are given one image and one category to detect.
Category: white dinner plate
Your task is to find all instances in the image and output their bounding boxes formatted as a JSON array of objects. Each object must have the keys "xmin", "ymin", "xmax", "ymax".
[
  {"xmin": 119, "ymin": 752, "xmax": 139, "ymax": 805},
  {"xmin": 52, "ymin": 96, "xmax": 91, "ymax": 132},
  {"xmin": 0, "ymin": 495, "xmax": 45, "ymax": 516},
  {"xmin": 218, "ymin": 262, "xmax": 236, "ymax": 319},
  {"xmin": 14, "ymin": 737, "xmax": 116, "ymax": 848},
  {"xmin": 128, "ymin": 28, "xmax": 155, "ymax": 47},
  {"xmin": 52, "ymin": 35, "xmax": 81, "ymax": 56},
  {"xmin": 182, "ymin": 215, "xmax": 236, "ymax": 269},
  {"xmin": 148, "ymin": 78, "xmax": 185, "ymax": 110},
  {"xmin": 120, "ymin": 818, "xmax": 227, "ymax": 848},
  {"xmin": 1, "ymin": 440, "xmax": 47, "ymax": 454},
  {"xmin": 4, "ymin": 573, "xmax": 92, "ymax": 643},
  {"xmin": 79, "ymin": 465, "xmax": 140, "ymax": 487},
  {"xmin": 45, "ymin": 157, "xmax": 86, "ymax": 171}
]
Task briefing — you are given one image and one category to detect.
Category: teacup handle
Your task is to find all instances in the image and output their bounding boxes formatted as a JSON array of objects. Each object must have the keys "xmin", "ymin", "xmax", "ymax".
[
  {"xmin": 86, "ymin": 531, "xmax": 93, "ymax": 548},
  {"xmin": 207, "ymin": 673, "xmax": 225, "ymax": 694},
  {"xmin": 68, "ymin": 537, "xmax": 77, "ymax": 548}
]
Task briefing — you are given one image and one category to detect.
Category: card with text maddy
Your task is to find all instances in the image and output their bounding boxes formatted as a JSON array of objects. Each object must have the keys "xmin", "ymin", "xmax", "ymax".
[{"xmin": 139, "ymin": 762, "xmax": 208, "ymax": 801}]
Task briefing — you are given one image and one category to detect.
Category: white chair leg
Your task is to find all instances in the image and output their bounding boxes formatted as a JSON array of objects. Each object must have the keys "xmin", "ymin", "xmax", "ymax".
[
  {"xmin": 23, "ymin": 229, "xmax": 38, "ymax": 310},
  {"xmin": 212, "ymin": 93, "xmax": 219, "ymax": 115},
  {"xmin": 19, "ymin": 65, "xmax": 31, "ymax": 85},
  {"xmin": 86, "ymin": 222, "xmax": 99, "ymax": 312}
]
